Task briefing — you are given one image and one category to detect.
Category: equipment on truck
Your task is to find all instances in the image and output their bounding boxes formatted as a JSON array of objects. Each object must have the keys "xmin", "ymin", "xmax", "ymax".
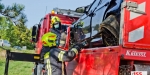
[
  {"xmin": 67, "ymin": 0, "xmax": 150, "ymax": 75},
  {"xmin": 53, "ymin": 8, "xmax": 84, "ymax": 18}
]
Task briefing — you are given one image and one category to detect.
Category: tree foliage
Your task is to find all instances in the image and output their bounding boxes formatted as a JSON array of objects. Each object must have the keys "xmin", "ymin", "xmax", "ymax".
[
  {"xmin": 0, "ymin": 3, "xmax": 27, "ymax": 25},
  {"xmin": 0, "ymin": 1, "xmax": 34, "ymax": 49}
]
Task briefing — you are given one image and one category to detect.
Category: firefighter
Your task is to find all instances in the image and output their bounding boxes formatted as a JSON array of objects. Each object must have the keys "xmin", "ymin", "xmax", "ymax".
[
  {"xmin": 40, "ymin": 32, "xmax": 87, "ymax": 75},
  {"xmin": 50, "ymin": 16, "xmax": 67, "ymax": 47}
]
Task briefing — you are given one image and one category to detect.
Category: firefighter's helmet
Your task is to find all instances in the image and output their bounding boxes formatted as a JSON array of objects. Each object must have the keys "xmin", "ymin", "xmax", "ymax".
[
  {"xmin": 51, "ymin": 16, "xmax": 61, "ymax": 28},
  {"xmin": 77, "ymin": 21, "xmax": 84, "ymax": 28},
  {"xmin": 41, "ymin": 32, "xmax": 58, "ymax": 47}
]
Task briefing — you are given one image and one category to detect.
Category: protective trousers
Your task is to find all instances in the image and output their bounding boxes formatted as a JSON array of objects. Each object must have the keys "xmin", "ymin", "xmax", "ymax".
[{"xmin": 43, "ymin": 51, "xmax": 66, "ymax": 75}]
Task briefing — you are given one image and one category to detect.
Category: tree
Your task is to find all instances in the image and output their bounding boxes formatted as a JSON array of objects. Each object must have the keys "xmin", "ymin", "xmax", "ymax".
[
  {"xmin": 0, "ymin": 2, "xmax": 27, "ymax": 25},
  {"xmin": 0, "ymin": 17, "xmax": 8, "ymax": 39},
  {"xmin": 0, "ymin": 2, "xmax": 34, "ymax": 49}
]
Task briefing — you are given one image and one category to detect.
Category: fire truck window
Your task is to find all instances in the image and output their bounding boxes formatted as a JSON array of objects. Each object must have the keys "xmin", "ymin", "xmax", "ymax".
[
  {"xmin": 77, "ymin": 28, "xmax": 86, "ymax": 41},
  {"xmin": 80, "ymin": 16, "xmax": 91, "ymax": 39},
  {"xmin": 61, "ymin": 25, "xmax": 68, "ymax": 33},
  {"xmin": 88, "ymin": 0, "xmax": 101, "ymax": 13}
]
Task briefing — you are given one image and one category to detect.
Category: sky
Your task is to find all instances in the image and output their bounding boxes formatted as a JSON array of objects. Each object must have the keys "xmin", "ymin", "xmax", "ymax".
[{"xmin": 1, "ymin": 0, "xmax": 93, "ymax": 28}]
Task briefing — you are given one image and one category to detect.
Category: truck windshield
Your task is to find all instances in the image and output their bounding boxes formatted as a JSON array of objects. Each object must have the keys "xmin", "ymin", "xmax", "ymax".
[{"xmin": 88, "ymin": 0, "xmax": 100, "ymax": 13}]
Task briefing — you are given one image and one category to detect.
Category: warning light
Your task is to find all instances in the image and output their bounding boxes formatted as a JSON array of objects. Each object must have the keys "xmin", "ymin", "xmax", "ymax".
[{"xmin": 51, "ymin": 10, "xmax": 55, "ymax": 14}]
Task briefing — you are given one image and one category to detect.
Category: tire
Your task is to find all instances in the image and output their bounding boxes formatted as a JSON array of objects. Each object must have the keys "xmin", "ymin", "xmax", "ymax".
[{"xmin": 99, "ymin": 15, "xmax": 120, "ymax": 46}]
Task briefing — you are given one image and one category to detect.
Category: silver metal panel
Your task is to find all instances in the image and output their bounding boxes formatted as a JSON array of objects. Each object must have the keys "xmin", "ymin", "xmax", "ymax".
[
  {"xmin": 134, "ymin": 64, "xmax": 150, "ymax": 74},
  {"xmin": 119, "ymin": 0, "xmax": 125, "ymax": 45}
]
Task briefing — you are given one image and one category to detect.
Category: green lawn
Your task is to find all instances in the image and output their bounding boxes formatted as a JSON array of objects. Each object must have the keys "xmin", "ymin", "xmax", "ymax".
[{"xmin": 0, "ymin": 47, "xmax": 36, "ymax": 75}]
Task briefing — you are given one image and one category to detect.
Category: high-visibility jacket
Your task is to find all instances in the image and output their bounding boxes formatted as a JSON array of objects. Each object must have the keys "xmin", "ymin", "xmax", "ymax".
[{"xmin": 40, "ymin": 45, "xmax": 81, "ymax": 75}]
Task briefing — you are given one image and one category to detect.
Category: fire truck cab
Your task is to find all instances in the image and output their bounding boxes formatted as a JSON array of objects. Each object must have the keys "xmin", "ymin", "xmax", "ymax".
[
  {"xmin": 31, "ymin": 8, "xmax": 83, "ymax": 53},
  {"xmin": 31, "ymin": 8, "xmax": 83, "ymax": 75}
]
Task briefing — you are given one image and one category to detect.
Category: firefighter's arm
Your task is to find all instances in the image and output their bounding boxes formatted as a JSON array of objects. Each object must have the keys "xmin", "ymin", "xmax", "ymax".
[
  {"xmin": 53, "ymin": 47, "xmax": 80, "ymax": 62},
  {"xmin": 53, "ymin": 41, "xmax": 88, "ymax": 62}
]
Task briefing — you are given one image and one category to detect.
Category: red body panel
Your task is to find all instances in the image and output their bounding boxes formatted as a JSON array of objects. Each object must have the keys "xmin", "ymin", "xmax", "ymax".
[
  {"xmin": 121, "ymin": 48, "xmax": 150, "ymax": 61},
  {"xmin": 66, "ymin": 46, "xmax": 150, "ymax": 75},
  {"xmin": 123, "ymin": 0, "xmax": 150, "ymax": 49},
  {"xmin": 66, "ymin": 47, "xmax": 120, "ymax": 75}
]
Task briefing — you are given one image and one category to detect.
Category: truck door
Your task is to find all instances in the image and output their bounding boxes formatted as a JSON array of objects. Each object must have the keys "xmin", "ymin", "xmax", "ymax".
[{"xmin": 120, "ymin": 0, "xmax": 150, "ymax": 49}]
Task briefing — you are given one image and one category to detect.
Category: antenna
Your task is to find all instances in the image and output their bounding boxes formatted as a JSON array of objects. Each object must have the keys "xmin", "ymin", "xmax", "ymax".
[{"xmin": 45, "ymin": 6, "xmax": 47, "ymax": 15}]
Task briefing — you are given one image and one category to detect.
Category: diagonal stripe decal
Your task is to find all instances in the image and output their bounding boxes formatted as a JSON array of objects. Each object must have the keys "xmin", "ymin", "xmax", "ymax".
[
  {"xmin": 128, "ymin": 26, "xmax": 144, "ymax": 42},
  {"xmin": 130, "ymin": 2, "xmax": 146, "ymax": 20}
]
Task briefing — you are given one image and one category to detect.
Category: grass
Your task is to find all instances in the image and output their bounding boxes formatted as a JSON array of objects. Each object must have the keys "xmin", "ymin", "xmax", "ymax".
[{"xmin": 0, "ymin": 47, "xmax": 36, "ymax": 75}]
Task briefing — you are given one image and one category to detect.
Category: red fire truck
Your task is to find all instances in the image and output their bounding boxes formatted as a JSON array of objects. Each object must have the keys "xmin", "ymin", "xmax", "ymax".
[{"xmin": 4, "ymin": 0, "xmax": 150, "ymax": 75}]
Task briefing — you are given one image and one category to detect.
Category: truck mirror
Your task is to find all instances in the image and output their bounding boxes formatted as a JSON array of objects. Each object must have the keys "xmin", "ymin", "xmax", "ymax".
[
  {"xmin": 31, "ymin": 25, "xmax": 37, "ymax": 42},
  {"xmin": 32, "ymin": 25, "xmax": 37, "ymax": 37},
  {"xmin": 84, "ymin": 6, "xmax": 88, "ymax": 14},
  {"xmin": 75, "ymin": 5, "xmax": 89, "ymax": 14},
  {"xmin": 32, "ymin": 38, "xmax": 36, "ymax": 42},
  {"xmin": 75, "ymin": 7, "xmax": 85, "ymax": 13}
]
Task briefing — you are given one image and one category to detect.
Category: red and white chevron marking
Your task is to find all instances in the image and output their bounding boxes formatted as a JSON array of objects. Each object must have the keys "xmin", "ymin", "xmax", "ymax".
[{"xmin": 128, "ymin": 1, "xmax": 146, "ymax": 42}]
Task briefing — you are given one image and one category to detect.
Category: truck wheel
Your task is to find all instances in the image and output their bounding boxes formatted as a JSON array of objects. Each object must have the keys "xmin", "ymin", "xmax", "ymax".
[{"xmin": 99, "ymin": 15, "xmax": 120, "ymax": 46}]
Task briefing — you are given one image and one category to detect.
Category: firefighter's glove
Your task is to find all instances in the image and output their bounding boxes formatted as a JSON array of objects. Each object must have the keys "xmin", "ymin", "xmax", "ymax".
[
  {"xmin": 73, "ymin": 40, "xmax": 88, "ymax": 51},
  {"xmin": 78, "ymin": 40, "xmax": 88, "ymax": 47},
  {"xmin": 81, "ymin": 40, "xmax": 88, "ymax": 47}
]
